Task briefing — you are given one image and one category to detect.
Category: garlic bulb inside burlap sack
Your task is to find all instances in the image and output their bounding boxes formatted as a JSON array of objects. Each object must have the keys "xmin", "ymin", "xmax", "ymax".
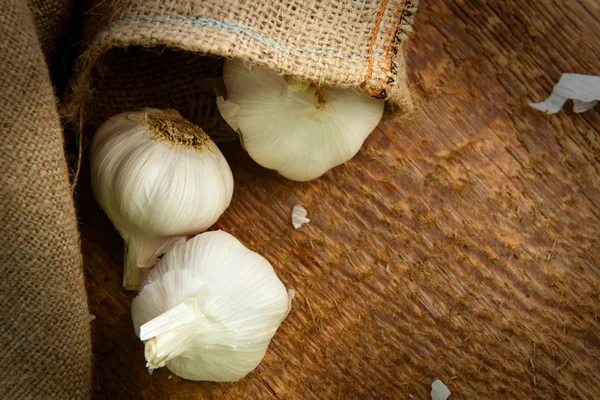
[{"xmin": 217, "ymin": 59, "xmax": 385, "ymax": 181}]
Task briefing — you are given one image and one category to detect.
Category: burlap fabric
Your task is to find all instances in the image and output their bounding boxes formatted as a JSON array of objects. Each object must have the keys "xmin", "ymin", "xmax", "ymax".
[
  {"xmin": 29, "ymin": 0, "xmax": 76, "ymax": 63},
  {"xmin": 0, "ymin": 0, "xmax": 92, "ymax": 398},
  {"xmin": 64, "ymin": 0, "xmax": 418, "ymax": 137}
]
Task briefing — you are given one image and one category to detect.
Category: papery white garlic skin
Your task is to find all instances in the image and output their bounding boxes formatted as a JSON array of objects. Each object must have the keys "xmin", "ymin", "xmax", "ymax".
[
  {"xmin": 431, "ymin": 379, "xmax": 451, "ymax": 400},
  {"xmin": 217, "ymin": 59, "xmax": 385, "ymax": 181},
  {"xmin": 90, "ymin": 109, "xmax": 234, "ymax": 290},
  {"xmin": 529, "ymin": 73, "xmax": 600, "ymax": 114},
  {"xmin": 131, "ymin": 230, "xmax": 293, "ymax": 382},
  {"xmin": 292, "ymin": 204, "xmax": 310, "ymax": 229}
]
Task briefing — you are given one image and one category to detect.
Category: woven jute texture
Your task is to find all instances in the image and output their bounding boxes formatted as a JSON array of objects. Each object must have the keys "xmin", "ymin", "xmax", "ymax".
[
  {"xmin": 64, "ymin": 0, "xmax": 418, "ymax": 137},
  {"xmin": 29, "ymin": 0, "xmax": 75, "ymax": 62},
  {"xmin": 0, "ymin": 0, "xmax": 92, "ymax": 398}
]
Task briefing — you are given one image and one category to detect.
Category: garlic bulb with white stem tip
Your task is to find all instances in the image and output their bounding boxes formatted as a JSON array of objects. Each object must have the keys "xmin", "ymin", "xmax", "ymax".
[
  {"xmin": 90, "ymin": 109, "xmax": 233, "ymax": 290},
  {"xmin": 216, "ymin": 59, "xmax": 385, "ymax": 181},
  {"xmin": 131, "ymin": 230, "xmax": 294, "ymax": 382}
]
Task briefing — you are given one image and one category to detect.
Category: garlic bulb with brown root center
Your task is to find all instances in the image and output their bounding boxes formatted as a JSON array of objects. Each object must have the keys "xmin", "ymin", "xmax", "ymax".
[
  {"xmin": 90, "ymin": 109, "xmax": 233, "ymax": 290},
  {"xmin": 217, "ymin": 59, "xmax": 385, "ymax": 181},
  {"xmin": 131, "ymin": 230, "xmax": 294, "ymax": 382}
]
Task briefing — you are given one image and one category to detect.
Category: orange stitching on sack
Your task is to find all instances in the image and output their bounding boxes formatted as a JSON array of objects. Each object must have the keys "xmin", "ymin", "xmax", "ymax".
[
  {"xmin": 373, "ymin": 26, "xmax": 397, "ymax": 97},
  {"xmin": 360, "ymin": 0, "xmax": 389, "ymax": 89},
  {"xmin": 370, "ymin": 0, "xmax": 414, "ymax": 99}
]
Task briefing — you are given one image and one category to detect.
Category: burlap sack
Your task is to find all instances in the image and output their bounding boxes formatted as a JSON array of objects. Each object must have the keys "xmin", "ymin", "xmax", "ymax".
[
  {"xmin": 29, "ymin": 0, "xmax": 76, "ymax": 63},
  {"xmin": 0, "ymin": 0, "xmax": 92, "ymax": 398},
  {"xmin": 64, "ymin": 0, "xmax": 418, "ymax": 138}
]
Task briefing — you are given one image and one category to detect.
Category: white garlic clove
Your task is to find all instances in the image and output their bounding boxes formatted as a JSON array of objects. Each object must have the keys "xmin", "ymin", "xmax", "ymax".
[
  {"xmin": 291, "ymin": 204, "xmax": 310, "ymax": 229},
  {"xmin": 217, "ymin": 59, "xmax": 385, "ymax": 181},
  {"xmin": 131, "ymin": 230, "xmax": 293, "ymax": 382},
  {"xmin": 90, "ymin": 109, "xmax": 234, "ymax": 290}
]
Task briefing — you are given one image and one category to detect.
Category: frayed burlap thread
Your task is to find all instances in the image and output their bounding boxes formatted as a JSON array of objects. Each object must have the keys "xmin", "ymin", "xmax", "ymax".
[
  {"xmin": 64, "ymin": 0, "xmax": 418, "ymax": 136},
  {"xmin": 0, "ymin": 0, "xmax": 92, "ymax": 398}
]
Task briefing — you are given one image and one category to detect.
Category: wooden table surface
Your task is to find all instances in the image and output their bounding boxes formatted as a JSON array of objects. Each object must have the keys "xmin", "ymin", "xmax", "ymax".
[{"xmin": 79, "ymin": 1, "xmax": 600, "ymax": 398}]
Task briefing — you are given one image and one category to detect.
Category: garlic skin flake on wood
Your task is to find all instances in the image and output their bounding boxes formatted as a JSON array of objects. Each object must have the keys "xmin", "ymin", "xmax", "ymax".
[
  {"xmin": 131, "ymin": 230, "xmax": 294, "ymax": 382},
  {"xmin": 217, "ymin": 59, "xmax": 385, "ymax": 181},
  {"xmin": 431, "ymin": 379, "xmax": 451, "ymax": 400},
  {"xmin": 90, "ymin": 109, "xmax": 234, "ymax": 290},
  {"xmin": 292, "ymin": 204, "xmax": 310, "ymax": 229},
  {"xmin": 529, "ymin": 73, "xmax": 600, "ymax": 114}
]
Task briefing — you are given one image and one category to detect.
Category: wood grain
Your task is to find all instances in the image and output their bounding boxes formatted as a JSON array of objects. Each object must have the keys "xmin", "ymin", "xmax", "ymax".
[{"xmin": 78, "ymin": 0, "xmax": 600, "ymax": 398}]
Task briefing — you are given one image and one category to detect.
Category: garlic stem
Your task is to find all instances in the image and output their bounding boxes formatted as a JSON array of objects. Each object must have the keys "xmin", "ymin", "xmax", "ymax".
[
  {"xmin": 123, "ymin": 235, "xmax": 166, "ymax": 290},
  {"xmin": 285, "ymin": 76, "xmax": 327, "ymax": 108},
  {"xmin": 123, "ymin": 243, "xmax": 144, "ymax": 291},
  {"xmin": 140, "ymin": 302, "xmax": 198, "ymax": 340},
  {"xmin": 141, "ymin": 302, "xmax": 203, "ymax": 370}
]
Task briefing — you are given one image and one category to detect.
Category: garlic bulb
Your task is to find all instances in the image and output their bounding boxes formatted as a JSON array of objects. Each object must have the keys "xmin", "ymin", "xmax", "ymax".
[
  {"xmin": 217, "ymin": 59, "xmax": 385, "ymax": 181},
  {"xmin": 90, "ymin": 109, "xmax": 234, "ymax": 290},
  {"xmin": 131, "ymin": 230, "xmax": 294, "ymax": 382}
]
